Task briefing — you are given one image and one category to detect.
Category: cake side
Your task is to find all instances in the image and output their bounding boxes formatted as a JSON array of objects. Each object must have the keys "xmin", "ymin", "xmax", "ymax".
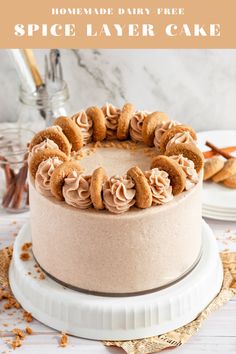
[{"xmin": 30, "ymin": 177, "xmax": 202, "ymax": 294}]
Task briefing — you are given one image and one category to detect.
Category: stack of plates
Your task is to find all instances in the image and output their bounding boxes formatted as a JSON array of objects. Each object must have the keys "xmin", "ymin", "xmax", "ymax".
[{"xmin": 197, "ymin": 130, "xmax": 236, "ymax": 221}]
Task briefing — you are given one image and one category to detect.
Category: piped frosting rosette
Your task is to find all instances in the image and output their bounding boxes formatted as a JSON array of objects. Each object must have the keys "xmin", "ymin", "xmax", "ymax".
[
  {"xmin": 102, "ymin": 103, "xmax": 121, "ymax": 140},
  {"xmin": 28, "ymin": 103, "xmax": 204, "ymax": 214}
]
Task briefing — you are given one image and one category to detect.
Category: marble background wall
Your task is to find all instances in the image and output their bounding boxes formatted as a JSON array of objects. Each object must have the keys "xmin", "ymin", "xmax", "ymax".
[{"xmin": 0, "ymin": 49, "xmax": 235, "ymax": 131}]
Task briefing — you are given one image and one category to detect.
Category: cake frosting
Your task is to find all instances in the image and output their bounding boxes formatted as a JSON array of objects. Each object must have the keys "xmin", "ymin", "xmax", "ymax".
[
  {"xmin": 102, "ymin": 103, "xmax": 121, "ymax": 140},
  {"xmin": 30, "ymin": 176, "xmax": 202, "ymax": 294},
  {"xmin": 62, "ymin": 171, "xmax": 92, "ymax": 209},
  {"xmin": 35, "ymin": 157, "xmax": 63, "ymax": 197},
  {"xmin": 103, "ymin": 174, "xmax": 136, "ymax": 214},
  {"xmin": 170, "ymin": 154, "xmax": 199, "ymax": 190},
  {"xmin": 154, "ymin": 120, "xmax": 180, "ymax": 150},
  {"xmin": 130, "ymin": 111, "xmax": 149, "ymax": 142},
  {"xmin": 71, "ymin": 111, "xmax": 93, "ymax": 144},
  {"xmin": 144, "ymin": 168, "xmax": 173, "ymax": 205},
  {"xmin": 31, "ymin": 138, "xmax": 59, "ymax": 154},
  {"xmin": 166, "ymin": 131, "xmax": 196, "ymax": 151}
]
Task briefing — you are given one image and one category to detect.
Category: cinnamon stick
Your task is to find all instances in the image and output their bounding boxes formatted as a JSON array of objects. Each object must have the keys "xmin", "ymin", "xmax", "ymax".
[
  {"xmin": 203, "ymin": 146, "xmax": 236, "ymax": 159},
  {"xmin": 0, "ymin": 155, "xmax": 15, "ymax": 188},
  {"xmin": 11, "ymin": 162, "xmax": 28, "ymax": 210},
  {"xmin": 205, "ymin": 141, "xmax": 234, "ymax": 159},
  {"xmin": 2, "ymin": 182, "xmax": 16, "ymax": 208}
]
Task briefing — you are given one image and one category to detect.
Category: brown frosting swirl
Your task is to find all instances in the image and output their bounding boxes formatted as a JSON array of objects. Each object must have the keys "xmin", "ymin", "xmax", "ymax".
[
  {"xmin": 103, "ymin": 175, "xmax": 136, "ymax": 214},
  {"xmin": 35, "ymin": 157, "xmax": 63, "ymax": 197},
  {"xmin": 102, "ymin": 103, "xmax": 121, "ymax": 139},
  {"xmin": 130, "ymin": 111, "xmax": 149, "ymax": 142},
  {"xmin": 166, "ymin": 131, "xmax": 196, "ymax": 151},
  {"xmin": 144, "ymin": 168, "xmax": 173, "ymax": 205},
  {"xmin": 31, "ymin": 138, "xmax": 59, "ymax": 154},
  {"xmin": 62, "ymin": 171, "xmax": 92, "ymax": 209},
  {"xmin": 170, "ymin": 154, "xmax": 199, "ymax": 190},
  {"xmin": 154, "ymin": 120, "xmax": 180, "ymax": 150},
  {"xmin": 71, "ymin": 111, "xmax": 93, "ymax": 144}
]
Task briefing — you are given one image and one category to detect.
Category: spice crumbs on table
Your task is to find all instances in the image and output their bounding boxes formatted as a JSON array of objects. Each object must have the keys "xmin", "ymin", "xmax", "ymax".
[
  {"xmin": 59, "ymin": 332, "xmax": 68, "ymax": 347},
  {"xmin": 20, "ymin": 252, "xmax": 30, "ymax": 261}
]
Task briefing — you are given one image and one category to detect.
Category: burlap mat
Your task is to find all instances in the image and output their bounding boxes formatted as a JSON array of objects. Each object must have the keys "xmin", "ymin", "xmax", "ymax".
[{"xmin": 0, "ymin": 246, "xmax": 236, "ymax": 354}]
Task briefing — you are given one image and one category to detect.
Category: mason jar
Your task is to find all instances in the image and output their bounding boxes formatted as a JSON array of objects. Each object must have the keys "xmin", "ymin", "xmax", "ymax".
[
  {"xmin": 0, "ymin": 127, "xmax": 35, "ymax": 213},
  {"xmin": 17, "ymin": 79, "xmax": 70, "ymax": 132}
]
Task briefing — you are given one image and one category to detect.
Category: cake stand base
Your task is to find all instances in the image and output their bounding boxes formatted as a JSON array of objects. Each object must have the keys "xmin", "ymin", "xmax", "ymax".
[{"xmin": 9, "ymin": 220, "xmax": 223, "ymax": 341}]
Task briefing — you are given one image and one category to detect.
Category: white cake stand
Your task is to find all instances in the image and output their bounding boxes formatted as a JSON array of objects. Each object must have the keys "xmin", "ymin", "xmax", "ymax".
[{"xmin": 9, "ymin": 220, "xmax": 223, "ymax": 341}]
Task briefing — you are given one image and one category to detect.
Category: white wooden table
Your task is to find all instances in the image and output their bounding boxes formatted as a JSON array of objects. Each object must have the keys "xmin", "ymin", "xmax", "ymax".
[{"xmin": 0, "ymin": 211, "xmax": 236, "ymax": 354}]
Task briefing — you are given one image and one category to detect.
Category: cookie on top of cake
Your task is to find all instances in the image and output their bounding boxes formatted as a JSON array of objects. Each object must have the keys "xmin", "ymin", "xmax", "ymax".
[{"xmin": 28, "ymin": 103, "xmax": 204, "ymax": 214}]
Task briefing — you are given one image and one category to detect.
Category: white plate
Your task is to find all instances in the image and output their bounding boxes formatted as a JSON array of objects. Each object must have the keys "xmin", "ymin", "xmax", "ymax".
[
  {"xmin": 202, "ymin": 209, "xmax": 236, "ymax": 221},
  {"xmin": 198, "ymin": 130, "xmax": 236, "ymax": 213},
  {"xmin": 203, "ymin": 205, "xmax": 236, "ymax": 214}
]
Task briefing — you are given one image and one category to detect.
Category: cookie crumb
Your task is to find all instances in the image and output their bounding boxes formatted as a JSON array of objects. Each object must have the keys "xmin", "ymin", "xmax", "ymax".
[
  {"xmin": 60, "ymin": 332, "xmax": 68, "ymax": 347},
  {"xmin": 39, "ymin": 272, "xmax": 46, "ymax": 280},
  {"xmin": 25, "ymin": 326, "xmax": 33, "ymax": 335},
  {"xmin": 20, "ymin": 252, "xmax": 30, "ymax": 261},
  {"xmin": 10, "ymin": 336, "xmax": 22, "ymax": 349},
  {"xmin": 12, "ymin": 328, "xmax": 25, "ymax": 339},
  {"xmin": 21, "ymin": 242, "xmax": 32, "ymax": 251},
  {"xmin": 23, "ymin": 311, "xmax": 33, "ymax": 323}
]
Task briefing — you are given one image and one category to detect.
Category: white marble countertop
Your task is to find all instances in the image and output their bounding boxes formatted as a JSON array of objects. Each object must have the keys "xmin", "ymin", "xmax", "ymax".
[
  {"xmin": 0, "ymin": 211, "xmax": 235, "ymax": 354},
  {"xmin": 0, "ymin": 49, "xmax": 236, "ymax": 132}
]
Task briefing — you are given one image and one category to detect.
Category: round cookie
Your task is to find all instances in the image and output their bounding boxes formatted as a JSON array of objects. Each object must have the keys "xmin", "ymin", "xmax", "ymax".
[
  {"xmin": 223, "ymin": 174, "xmax": 236, "ymax": 189},
  {"xmin": 165, "ymin": 143, "xmax": 204, "ymax": 173},
  {"xmin": 117, "ymin": 103, "xmax": 135, "ymax": 141},
  {"xmin": 50, "ymin": 161, "xmax": 83, "ymax": 201},
  {"xmin": 127, "ymin": 166, "xmax": 152, "ymax": 208},
  {"xmin": 212, "ymin": 158, "xmax": 236, "ymax": 183},
  {"xmin": 29, "ymin": 126, "xmax": 71, "ymax": 156},
  {"xmin": 29, "ymin": 149, "xmax": 68, "ymax": 179},
  {"xmin": 54, "ymin": 116, "xmax": 83, "ymax": 151},
  {"xmin": 151, "ymin": 156, "xmax": 186, "ymax": 195},
  {"xmin": 142, "ymin": 112, "xmax": 170, "ymax": 147},
  {"xmin": 90, "ymin": 167, "xmax": 107, "ymax": 210},
  {"xmin": 203, "ymin": 156, "xmax": 224, "ymax": 181},
  {"xmin": 86, "ymin": 106, "xmax": 106, "ymax": 142},
  {"xmin": 159, "ymin": 125, "xmax": 197, "ymax": 153}
]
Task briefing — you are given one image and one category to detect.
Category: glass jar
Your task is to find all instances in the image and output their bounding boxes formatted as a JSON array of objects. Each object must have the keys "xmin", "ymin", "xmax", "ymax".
[
  {"xmin": 0, "ymin": 128, "xmax": 34, "ymax": 213},
  {"xmin": 17, "ymin": 79, "xmax": 70, "ymax": 132}
]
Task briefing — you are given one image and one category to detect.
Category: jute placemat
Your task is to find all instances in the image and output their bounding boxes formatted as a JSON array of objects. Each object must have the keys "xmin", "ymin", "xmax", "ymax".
[{"xmin": 0, "ymin": 246, "xmax": 235, "ymax": 354}]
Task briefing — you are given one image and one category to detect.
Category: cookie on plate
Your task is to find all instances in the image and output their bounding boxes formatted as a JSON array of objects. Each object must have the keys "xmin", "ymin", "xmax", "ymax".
[
  {"xmin": 212, "ymin": 158, "xmax": 236, "ymax": 183},
  {"xmin": 203, "ymin": 156, "xmax": 224, "ymax": 181},
  {"xmin": 223, "ymin": 174, "xmax": 236, "ymax": 189}
]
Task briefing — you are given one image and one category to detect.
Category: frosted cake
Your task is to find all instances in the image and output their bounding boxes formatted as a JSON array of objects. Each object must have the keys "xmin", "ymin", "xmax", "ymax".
[{"xmin": 28, "ymin": 103, "xmax": 204, "ymax": 295}]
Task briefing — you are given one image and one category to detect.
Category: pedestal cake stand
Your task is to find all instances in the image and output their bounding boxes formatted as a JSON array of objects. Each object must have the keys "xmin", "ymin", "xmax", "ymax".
[{"xmin": 9, "ymin": 220, "xmax": 223, "ymax": 341}]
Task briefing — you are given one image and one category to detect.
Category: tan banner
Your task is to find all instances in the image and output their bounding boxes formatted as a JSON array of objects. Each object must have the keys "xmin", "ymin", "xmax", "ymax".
[{"xmin": 0, "ymin": 0, "xmax": 235, "ymax": 48}]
